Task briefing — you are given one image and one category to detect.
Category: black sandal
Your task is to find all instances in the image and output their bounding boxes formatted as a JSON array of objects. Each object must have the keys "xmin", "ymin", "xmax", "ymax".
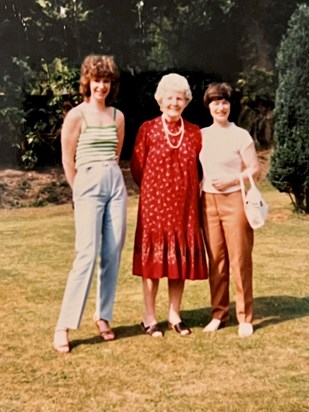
[
  {"xmin": 141, "ymin": 322, "xmax": 164, "ymax": 337},
  {"xmin": 169, "ymin": 321, "xmax": 192, "ymax": 336}
]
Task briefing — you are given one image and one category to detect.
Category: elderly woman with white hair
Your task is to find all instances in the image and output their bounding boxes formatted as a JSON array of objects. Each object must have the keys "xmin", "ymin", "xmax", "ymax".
[{"xmin": 130, "ymin": 73, "xmax": 208, "ymax": 337}]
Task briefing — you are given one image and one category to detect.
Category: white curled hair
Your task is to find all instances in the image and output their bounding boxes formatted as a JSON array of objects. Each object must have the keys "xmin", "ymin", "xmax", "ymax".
[{"xmin": 154, "ymin": 73, "xmax": 192, "ymax": 105}]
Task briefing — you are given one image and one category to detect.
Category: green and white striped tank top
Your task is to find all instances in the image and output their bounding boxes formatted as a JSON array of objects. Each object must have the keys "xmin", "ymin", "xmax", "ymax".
[{"xmin": 75, "ymin": 108, "xmax": 118, "ymax": 168}]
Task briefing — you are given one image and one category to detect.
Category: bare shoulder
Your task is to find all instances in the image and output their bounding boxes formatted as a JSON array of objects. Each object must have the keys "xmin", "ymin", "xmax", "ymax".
[
  {"xmin": 113, "ymin": 107, "xmax": 125, "ymax": 129},
  {"xmin": 114, "ymin": 107, "xmax": 124, "ymax": 122},
  {"xmin": 64, "ymin": 104, "xmax": 83, "ymax": 124},
  {"xmin": 61, "ymin": 105, "xmax": 83, "ymax": 139}
]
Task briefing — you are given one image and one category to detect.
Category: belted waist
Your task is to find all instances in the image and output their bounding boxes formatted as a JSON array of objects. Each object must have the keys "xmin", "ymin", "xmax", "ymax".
[{"xmin": 76, "ymin": 159, "xmax": 118, "ymax": 171}]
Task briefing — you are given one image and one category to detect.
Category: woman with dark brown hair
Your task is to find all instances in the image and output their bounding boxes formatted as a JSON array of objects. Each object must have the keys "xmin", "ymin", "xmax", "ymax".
[
  {"xmin": 200, "ymin": 82, "xmax": 260, "ymax": 337},
  {"xmin": 53, "ymin": 55, "xmax": 127, "ymax": 353}
]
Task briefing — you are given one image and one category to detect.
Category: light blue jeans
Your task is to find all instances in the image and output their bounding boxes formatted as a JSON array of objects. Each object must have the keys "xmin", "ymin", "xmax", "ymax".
[{"xmin": 56, "ymin": 161, "xmax": 127, "ymax": 330}]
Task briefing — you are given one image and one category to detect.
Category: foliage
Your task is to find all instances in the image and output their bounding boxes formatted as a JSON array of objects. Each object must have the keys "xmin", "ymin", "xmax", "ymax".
[
  {"xmin": 35, "ymin": 0, "xmax": 91, "ymax": 62},
  {"xmin": 0, "ymin": 0, "xmax": 305, "ymax": 166},
  {"xmin": 0, "ymin": 57, "xmax": 80, "ymax": 169},
  {"xmin": 24, "ymin": 58, "xmax": 80, "ymax": 168},
  {"xmin": 269, "ymin": 3, "xmax": 309, "ymax": 213},
  {"xmin": 1, "ymin": 0, "xmax": 301, "ymax": 74},
  {"xmin": 137, "ymin": 0, "xmax": 240, "ymax": 72},
  {"xmin": 236, "ymin": 66, "xmax": 275, "ymax": 149},
  {"xmin": 0, "ymin": 56, "xmax": 35, "ymax": 166},
  {"xmin": 236, "ymin": 66, "xmax": 275, "ymax": 104}
]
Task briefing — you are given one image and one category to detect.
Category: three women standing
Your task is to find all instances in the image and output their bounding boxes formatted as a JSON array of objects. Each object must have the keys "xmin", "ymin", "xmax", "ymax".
[
  {"xmin": 53, "ymin": 55, "xmax": 127, "ymax": 353},
  {"xmin": 131, "ymin": 74, "xmax": 208, "ymax": 337},
  {"xmin": 54, "ymin": 63, "xmax": 259, "ymax": 350}
]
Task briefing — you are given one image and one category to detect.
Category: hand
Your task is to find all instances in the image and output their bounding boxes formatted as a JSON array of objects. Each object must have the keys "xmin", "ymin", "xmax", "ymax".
[{"xmin": 211, "ymin": 178, "xmax": 237, "ymax": 192}]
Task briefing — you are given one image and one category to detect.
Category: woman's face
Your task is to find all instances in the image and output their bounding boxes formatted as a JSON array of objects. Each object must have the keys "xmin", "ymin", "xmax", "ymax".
[
  {"xmin": 89, "ymin": 77, "xmax": 111, "ymax": 102},
  {"xmin": 208, "ymin": 98, "xmax": 230, "ymax": 125},
  {"xmin": 160, "ymin": 89, "xmax": 187, "ymax": 121}
]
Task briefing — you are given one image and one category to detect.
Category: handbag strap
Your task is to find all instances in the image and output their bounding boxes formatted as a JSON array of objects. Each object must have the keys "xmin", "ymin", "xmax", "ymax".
[
  {"xmin": 239, "ymin": 173, "xmax": 257, "ymax": 203},
  {"xmin": 239, "ymin": 173, "xmax": 247, "ymax": 203},
  {"xmin": 247, "ymin": 173, "xmax": 257, "ymax": 189}
]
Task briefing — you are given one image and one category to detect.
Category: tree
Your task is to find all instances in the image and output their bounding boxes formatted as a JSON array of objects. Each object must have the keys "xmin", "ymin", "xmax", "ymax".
[
  {"xmin": 268, "ymin": 3, "xmax": 309, "ymax": 213},
  {"xmin": 136, "ymin": 0, "xmax": 241, "ymax": 75},
  {"xmin": 1, "ymin": 0, "xmax": 307, "ymax": 167}
]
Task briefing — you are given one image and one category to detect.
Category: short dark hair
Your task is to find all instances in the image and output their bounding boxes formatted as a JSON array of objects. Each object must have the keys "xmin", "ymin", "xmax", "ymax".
[
  {"xmin": 203, "ymin": 82, "xmax": 232, "ymax": 108},
  {"xmin": 79, "ymin": 55, "xmax": 120, "ymax": 105}
]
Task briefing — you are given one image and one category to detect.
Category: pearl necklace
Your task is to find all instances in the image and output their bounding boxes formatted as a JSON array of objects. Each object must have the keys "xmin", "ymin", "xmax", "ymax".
[{"xmin": 161, "ymin": 115, "xmax": 185, "ymax": 149}]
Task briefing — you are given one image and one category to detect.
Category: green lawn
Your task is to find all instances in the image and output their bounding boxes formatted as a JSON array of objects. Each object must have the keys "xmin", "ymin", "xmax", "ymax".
[{"xmin": 0, "ymin": 185, "xmax": 308, "ymax": 412}]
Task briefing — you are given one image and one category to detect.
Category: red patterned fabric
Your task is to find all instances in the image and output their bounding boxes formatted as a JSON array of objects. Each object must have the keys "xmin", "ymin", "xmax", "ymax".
[{"xmin": 131, "ymin": 116, "xmax": 208, "ymax": 280}]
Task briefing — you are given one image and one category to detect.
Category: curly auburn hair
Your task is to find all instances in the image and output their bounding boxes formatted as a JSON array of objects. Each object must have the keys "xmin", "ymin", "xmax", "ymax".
[
  {"xmin": 203, "ymin": 82, "xmax": 232, "ymax": 108},
  {"xmin": 79, "ymin": 55, "xmax": 120, "ymax": 105}
]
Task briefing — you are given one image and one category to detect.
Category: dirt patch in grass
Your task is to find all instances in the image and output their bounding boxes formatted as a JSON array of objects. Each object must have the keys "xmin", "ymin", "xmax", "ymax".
[
  {"xmin": 0, "ymin": 160, "xmax": 139, "ymax": 208},
  {"xmin": 0, "ymin": 166, "xmax": 71, "ymax": 208},
  {"xmin": 0, "ymin": 152, "xmax": 269, "ymax": 209}
]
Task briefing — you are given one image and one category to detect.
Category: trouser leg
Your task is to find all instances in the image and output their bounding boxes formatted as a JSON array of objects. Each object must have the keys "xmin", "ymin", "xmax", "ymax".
[
  {"xmin": 201, "ymin": 193, "xmax": 230, "ymax": 322},
  {"xmin": 56, "ymin": 198, "xmax": 103, "ymax": 330},
  {"xmin": 222, "ymin": 191, "xmax": 254, "ymax": 323},
  {"xmin": 95, "ymin": 164, "xmax": 127, "ymax": 322}
]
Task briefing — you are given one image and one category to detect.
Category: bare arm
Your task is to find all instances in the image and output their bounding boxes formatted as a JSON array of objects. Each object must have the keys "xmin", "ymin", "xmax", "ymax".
[
  {"xmin": 115, "ymin": 109, "xmax": 125, "ymax": 161},
  {"xmin": 61, "ymin": 108, "xmax": 82, "ymax": 190},
  {"xmin": 240, "ymin": 141, "xmax": 260, "ymax": 179}
]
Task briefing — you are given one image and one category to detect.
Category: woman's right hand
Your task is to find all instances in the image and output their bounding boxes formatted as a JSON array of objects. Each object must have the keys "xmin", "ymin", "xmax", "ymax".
[{"xmin": 211, "ymin": 176, "xmax": 239, "ymax": 191}]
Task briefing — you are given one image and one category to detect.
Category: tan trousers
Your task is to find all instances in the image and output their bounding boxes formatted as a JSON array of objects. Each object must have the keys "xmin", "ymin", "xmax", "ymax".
[{"xmin": 201, "ymin": 191, "xmax": 254, "ymax": 324}]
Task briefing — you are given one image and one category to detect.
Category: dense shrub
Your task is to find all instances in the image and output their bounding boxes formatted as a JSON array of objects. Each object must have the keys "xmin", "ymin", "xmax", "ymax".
[{"xmin": 268, "ymin": 3, "xmax": 309, "ymax": 213}]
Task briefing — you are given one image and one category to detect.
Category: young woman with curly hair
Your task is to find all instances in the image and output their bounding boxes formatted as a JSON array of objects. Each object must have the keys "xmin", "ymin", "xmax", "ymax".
[{"xmin": 53, "ymin": 55, "xmax": 127, "ymax": 353}]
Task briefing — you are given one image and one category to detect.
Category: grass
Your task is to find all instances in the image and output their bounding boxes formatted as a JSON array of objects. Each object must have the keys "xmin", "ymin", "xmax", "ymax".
[{"xmin": 0, "ymin": 183, "xmax": 308, "ymax": 412}]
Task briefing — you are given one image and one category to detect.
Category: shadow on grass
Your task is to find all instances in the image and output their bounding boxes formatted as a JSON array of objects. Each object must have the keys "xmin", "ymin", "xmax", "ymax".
[
  {"xmin": 69, "ymin": 323, "xmax": 145, "ymax": 350},
  {"xmin": 69, "ymin": 295, "xmax": 309, "ymax": 349},
  {"xmin": 252, "ymin": 295, "xmax": 309, "ymax": 330},
  {"xmin": 181, "ymin": 295, "xmax": 309, "ymax": 330}
]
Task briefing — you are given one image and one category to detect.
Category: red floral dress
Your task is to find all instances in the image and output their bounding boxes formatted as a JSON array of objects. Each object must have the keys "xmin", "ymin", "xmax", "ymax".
[{"xmin": 131, "ymin": 116, "xmax": 208, "ymax": 280}]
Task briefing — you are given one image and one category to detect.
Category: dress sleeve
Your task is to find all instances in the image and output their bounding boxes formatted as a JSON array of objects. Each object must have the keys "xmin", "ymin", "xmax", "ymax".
[
  {"xmin": 195, "ymin": 126, "xmax": 202, "ymax": 153},
  {"xmin": 194, "ymin": 127, "xmax": 203, "ymax": 181},
  {"xmin": 130, "ymin": 122, "xmax": 149, "ymax": 187}
]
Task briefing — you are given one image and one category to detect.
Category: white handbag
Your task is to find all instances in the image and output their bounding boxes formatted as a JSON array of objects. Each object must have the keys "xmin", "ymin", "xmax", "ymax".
[{"xmin": 240, "ymin": 174, "xmax": 269, "ymax": 229}]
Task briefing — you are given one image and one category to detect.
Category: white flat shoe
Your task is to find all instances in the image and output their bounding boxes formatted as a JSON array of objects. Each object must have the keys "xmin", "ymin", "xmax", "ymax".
[
  {"xmin": 203, "ymin": 318, "xmax": 221, "ymax": 333},
  {"xmin": 238, "ymin": 322, "xmax": 253, "ymax": 337}
]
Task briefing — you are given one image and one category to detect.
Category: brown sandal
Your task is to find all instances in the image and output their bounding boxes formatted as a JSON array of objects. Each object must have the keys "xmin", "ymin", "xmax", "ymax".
[
  {"xmin": 168, "ymin": 321, "xmax": 192, "ymax": 336},
  {"xmin": 94, "ymin": 317, "xmax": 116, "ymax": 341},
  {"xmin": 141, "ymin": 322, "xmax": 164, "ymax": 337}
]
